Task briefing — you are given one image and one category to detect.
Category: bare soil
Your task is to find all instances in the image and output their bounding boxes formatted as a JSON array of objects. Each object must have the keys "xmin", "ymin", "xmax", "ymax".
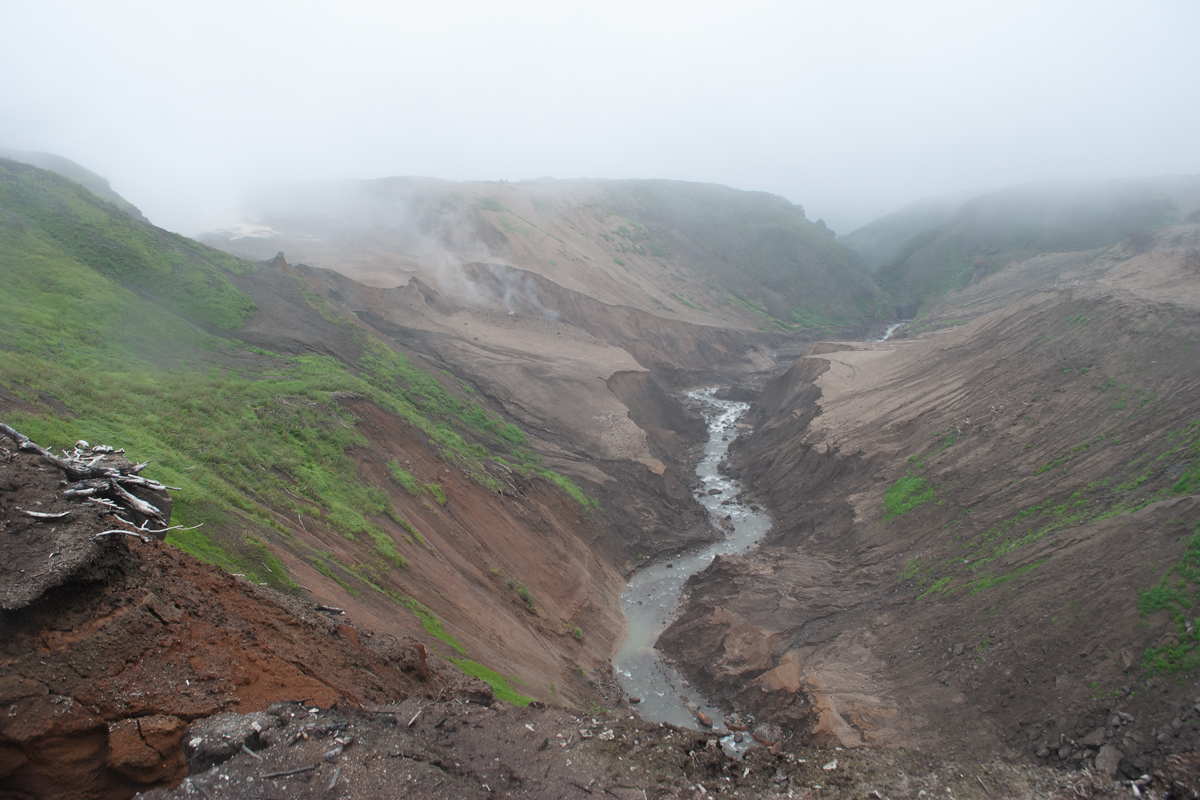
[{"xmin": 660, "ymin": 226, "xmax": 1200, "ymax": 779}]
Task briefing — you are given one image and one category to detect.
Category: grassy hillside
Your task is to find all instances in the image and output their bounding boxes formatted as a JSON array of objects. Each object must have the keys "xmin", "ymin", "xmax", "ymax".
[
  {"xmin": 838, "ymin": 192, "xmax": 967, "ymax": 274},
  {"xmin": 0, "ymin": 158, "xmax": 591, "ymax": 585},
  {"xmin": 877, "ymin": 177, "xmax": 1200, "ymax": 315},
  {"xmin": 596, "ymin": 180, "xmax": 890, "ymax": 327},
  {"xmin": 0, "ymin": 147, "xmax": 148, "ymax": 221}
]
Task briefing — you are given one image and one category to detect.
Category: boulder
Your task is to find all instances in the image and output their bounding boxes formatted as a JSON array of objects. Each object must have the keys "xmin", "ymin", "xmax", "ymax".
[{"xmin": 1095, "ymin": 744, "xmax": 1122, "ymax": 776}]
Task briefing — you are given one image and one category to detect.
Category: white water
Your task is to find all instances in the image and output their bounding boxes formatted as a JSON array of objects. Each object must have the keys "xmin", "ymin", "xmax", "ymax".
[
  {"xmin": 876, "ymin": 321, "xmax": 908, "ymax": 341},
  {"xmin": 612, "ymin": 389, "xmax": 773, "ymax": 746}
]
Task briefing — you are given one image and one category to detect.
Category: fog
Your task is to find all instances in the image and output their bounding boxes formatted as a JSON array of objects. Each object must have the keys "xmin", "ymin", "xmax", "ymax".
[{"xmin": 2, "ymin": 0, "xmax": 1197, "ymax": 235}]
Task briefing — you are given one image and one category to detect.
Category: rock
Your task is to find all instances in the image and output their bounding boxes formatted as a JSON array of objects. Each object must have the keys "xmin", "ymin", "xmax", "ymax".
[
  {"xmin": 597, "ymin": 729, "xmax": 615, "ymax": 741},
  {"xmin": 696, "ymin": 711, "xmax": 713, "ymax": 728},
  {"xmin": 628, "ymin": 696, "xmax": 641, "ymax": 705},
  {"xmin": 952, "ymin": 643, "xmax": 963, "ymax": 656},
  {"xmin": 1096, "ymin": 744, "xmax": 1122, "ymax": 776},
  {"xmin": 1118, "ymin": 711, "xmax": 1135, "ymax": 723},
  {"xmin": 1157, "ymin": 733, "xmax": 1174, "ymax": 745},
  {"xmin": 752, "ymin": 723, "xmax": 783, "ymax": 747},
  {"xmin": 1081, "ymin": 727, "xmax": 1106, "ymax": 747},
  {"xmin": 182, "ymin": 710, "xmax": 283, "ymax": 772},
  {"xmin": 106, "ymin": 715, "xmax": 186, "ymax": 784}
]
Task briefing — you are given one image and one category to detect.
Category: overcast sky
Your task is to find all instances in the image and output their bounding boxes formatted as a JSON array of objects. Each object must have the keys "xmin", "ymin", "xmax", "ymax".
[{"xmin": 2, "ymin": 0, "xmax": 1197, "ymax": 235}]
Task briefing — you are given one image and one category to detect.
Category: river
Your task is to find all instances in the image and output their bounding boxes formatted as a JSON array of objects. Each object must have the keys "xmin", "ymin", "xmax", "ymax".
[{"xmin": 612, "ymin": 388, "xmax": 772, "ymax": 746}]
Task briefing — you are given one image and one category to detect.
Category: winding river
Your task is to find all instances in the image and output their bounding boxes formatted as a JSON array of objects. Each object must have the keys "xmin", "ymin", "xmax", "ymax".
[{"xmin": 612, "ymin": 388, "xmax": 772, "ymax": 740}]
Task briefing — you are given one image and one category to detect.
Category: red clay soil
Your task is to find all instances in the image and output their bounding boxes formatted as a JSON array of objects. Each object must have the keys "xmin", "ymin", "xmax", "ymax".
[{"xmin": 0, "ymin": 439, "xmax": 434, "ymax": 799}]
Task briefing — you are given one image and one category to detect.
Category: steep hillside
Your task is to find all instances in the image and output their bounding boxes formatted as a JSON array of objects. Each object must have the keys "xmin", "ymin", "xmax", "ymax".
[
  {"xmin": 0, "ymin": 156, "xmax": 703, "ymax": 738},
  {"xmin": 202, "ymin": 176, "xmax": 889, "ymax": 334},
  {"xmin": 0, "ymin": 147, "xmax": 148, "ymax": 221},
  {"xmin": 838, "ymin": 191, "xmax": 967, "ymax": 274},
  {"xmin": 661, "ymin": 220, "xmax": 1200, "ymax": 777},
  {"xmin": 875, "ymin": 177, "xmax": 1200, "ymax": 316}
]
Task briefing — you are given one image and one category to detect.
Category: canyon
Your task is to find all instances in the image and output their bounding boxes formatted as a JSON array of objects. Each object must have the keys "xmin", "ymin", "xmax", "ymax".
[{"xmin": 2, "ymin": 155, "xmax": 1200, "ymax": 799}]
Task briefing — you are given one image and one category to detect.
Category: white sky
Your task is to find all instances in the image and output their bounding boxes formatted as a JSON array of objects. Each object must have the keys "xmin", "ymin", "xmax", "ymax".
[{"xmin": 2, "ymin": 0, "xmax": 1197, "ymax": 234}]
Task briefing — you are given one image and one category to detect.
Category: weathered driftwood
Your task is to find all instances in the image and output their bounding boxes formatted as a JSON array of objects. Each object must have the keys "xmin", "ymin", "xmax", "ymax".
[
  {"xmin": 93, "ymin": 522, "xmax": 203, "ymax": 543},
  {"xmin": 107, "ymin": 479, "xmax": 166, "ymax": 525},
  {"xmin": 16, "ymin": 508, "xmax": 72, "ymax": 520},
  {"xmin": 1, "ymin": 423, "xmax": 177, "ymax": 534}
]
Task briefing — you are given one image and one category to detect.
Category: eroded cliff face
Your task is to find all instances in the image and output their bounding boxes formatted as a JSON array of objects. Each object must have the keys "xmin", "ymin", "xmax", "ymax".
[{"xmin": 660, "ymin": 227, "xmax": 1200, "ymax": 773}]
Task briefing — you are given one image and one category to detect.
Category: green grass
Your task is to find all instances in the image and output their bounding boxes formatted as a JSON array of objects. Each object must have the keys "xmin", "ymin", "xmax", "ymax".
[
  {"xmin": 0, "ymin": 159, "xmax": 255, "ymax": 330},
  {"xmin": 446, "ymin": 657, "xmax": 533, "ymax": 705},
  {"xmin": 883, "ymin": 473, "xmax": 936, "ymax": 520},
  {"xmin": 0, "ymin": 158, "xmax": 601, "ymax": 575},
  {"xmin": 388, "ymin": 461, "xmax": 421, "ymax": 495},
  {"xmin": 903, "ymin": 420, "xmax": 1200, "ymax": 602},
  {"xmin": 1139, "ymin": 520, "xmax": 1200, "ymax": 674}
]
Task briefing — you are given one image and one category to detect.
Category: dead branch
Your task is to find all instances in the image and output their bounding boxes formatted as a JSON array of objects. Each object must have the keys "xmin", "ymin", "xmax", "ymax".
[
  {"xmin": 16, "ymin": 508, "xmax": 72, "ymax": 520},
  {"xmin": 93, "ymin": 522, "xmax": 203, "ymax": 543},
  {"xmin": 107, "ymin": 480, "xmax": 166, "ymax": 525},
  {"xmin": 262, "ymin": 765, "xmax": 317, "ymax": 780},
  {"xmin": 94, "ymin": 530, "xmax": 154, "ymax": 543}
]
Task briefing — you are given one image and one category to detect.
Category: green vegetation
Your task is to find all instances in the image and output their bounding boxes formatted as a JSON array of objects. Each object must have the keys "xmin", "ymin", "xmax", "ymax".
[
  {"xmin": 446, "ymin": 657, "xmax": 533, "ymax": 706},
  {"xmin": 904, "ymin": 421, "xmax": 1200, "ymax": 601},
  {"xmin": 670, "ymin": 293, "xmax": 708, "ymax": 312},
  {"xmin": 883, "ymin": 474, "xmax": 936, "ymax": 520},
  {"xmin": 0, "ymin": 159, "xmax": 255, "ymax": 330},
  {"xmin": 0, "ymin": 158, "xmax": 598, "ymax": 583},
  {"xmin": 505, "ymin": 581, "xmax": 536, "ymax": 612},
  {"xmin": 877, "ymin": 178, "xmax": 1187, "ymax": 313},
  {"xmin": 1139, "ymin": 521, "xmax": 1200, "ymax": 674},
  {"xmin": 425, "ymin": 482, "xmax": 447, "ymax": 505},
  {"xmin": 597, "ymin": 180, "xmax": 887, "ymax": 324},
  {"xmin": 388, "ymin": 461, "xmax": 422, "ymax": 495}
]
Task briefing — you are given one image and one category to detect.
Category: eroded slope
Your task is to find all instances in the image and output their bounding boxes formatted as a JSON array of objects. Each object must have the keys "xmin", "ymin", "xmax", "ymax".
[{"xmin": 661, "ymin": 223, "xmax": 1200, "ymax": 776}]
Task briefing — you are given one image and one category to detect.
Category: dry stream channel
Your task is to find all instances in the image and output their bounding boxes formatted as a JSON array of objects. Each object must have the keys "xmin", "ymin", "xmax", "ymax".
[{"xmin": 613, "ymin": 388, "xmax": 771, "ymax": 756}]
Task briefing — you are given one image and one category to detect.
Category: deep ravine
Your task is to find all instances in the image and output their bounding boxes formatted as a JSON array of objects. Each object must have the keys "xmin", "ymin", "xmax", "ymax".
[{"xmin": 612, "ymin": 388, "xmax": 772, "ymax": 750}]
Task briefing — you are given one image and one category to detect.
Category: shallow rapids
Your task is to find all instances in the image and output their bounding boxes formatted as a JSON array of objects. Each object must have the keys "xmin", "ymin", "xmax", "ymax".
[{"xmin": 612, "ymin": 388, "xmax": 772, "ymax": 742}]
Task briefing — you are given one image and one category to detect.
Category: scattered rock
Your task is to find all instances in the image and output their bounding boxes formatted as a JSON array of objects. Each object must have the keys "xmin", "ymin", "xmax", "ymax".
[
  {"xmin": 183, "ymin": 710, "xmax": 284, "ymax": 772},
  {"xmin": 1096, "ymin": 744, "xmax": 1122, "ymax": 776},
  {"xmin": 1080, "ymin": 727, "xmax": 1106, "ymax": 747}
]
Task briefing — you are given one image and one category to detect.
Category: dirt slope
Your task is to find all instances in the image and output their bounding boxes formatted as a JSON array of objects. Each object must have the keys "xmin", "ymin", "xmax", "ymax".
[
  {"xmin": 660, "ymin": 223, "xmax": 1200, "ymax": 776},
  {"xmin": 202, "ymin": 177, "xmax": 885, "ymax": 332}
]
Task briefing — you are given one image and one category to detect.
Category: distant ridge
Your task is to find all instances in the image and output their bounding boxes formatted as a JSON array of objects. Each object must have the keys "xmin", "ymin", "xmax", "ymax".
[{"xmin": 0, "ymin": 146, "xmax": 148, "ymax": 222}]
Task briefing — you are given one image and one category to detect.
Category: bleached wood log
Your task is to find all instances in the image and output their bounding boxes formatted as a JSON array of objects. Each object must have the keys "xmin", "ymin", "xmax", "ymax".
[{"xmin": 108, "ymin": 479, "xmax": 166, "ymax": 524}]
